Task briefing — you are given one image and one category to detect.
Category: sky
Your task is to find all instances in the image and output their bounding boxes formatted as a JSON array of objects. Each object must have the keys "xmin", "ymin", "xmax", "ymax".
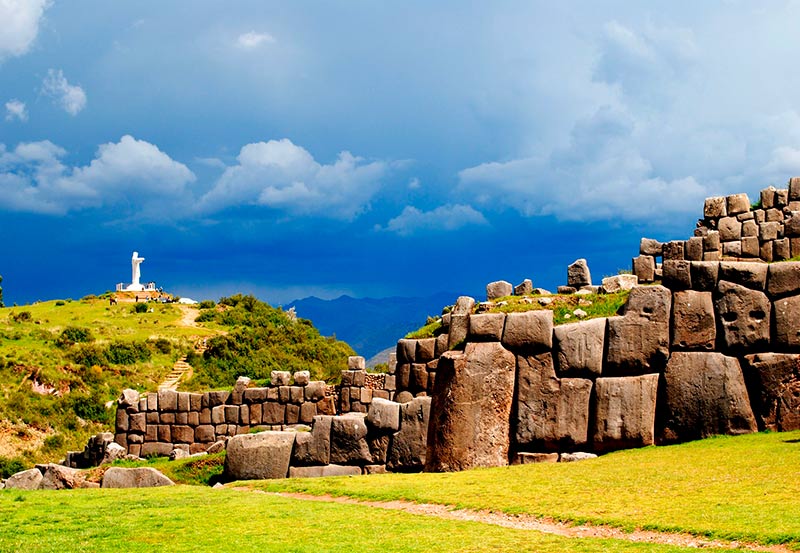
[{"xmin": 3, "ymin": 1, "xmax": 800, "ymax": 306}]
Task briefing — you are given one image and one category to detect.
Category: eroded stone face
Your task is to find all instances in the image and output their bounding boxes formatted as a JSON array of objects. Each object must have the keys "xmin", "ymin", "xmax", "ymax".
[
  {"xmin": 715, "ymin": 281, "xmax": 770, "ymax": 351},
  {"xmin": 773, "ymin": 295, "xmax": 800, "ymax": 349},
  {"xmin": 671, "ymin": 290, "xmax": 715, "ymax": 350},
  {"xmin": 742, "ymin": 353, "xmax": 800, "ymax": 432},
  {"xmin": 553, "ymin": 318, "xmax": 606, "ymax": 377},
  {"xmin": 592, "ymin": 374, "xmax": 658, "ymax": 451}
]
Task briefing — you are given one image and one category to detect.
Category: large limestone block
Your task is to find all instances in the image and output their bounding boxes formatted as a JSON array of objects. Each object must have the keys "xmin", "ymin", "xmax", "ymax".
[
  {"xmin": 118, "ymin": 388, "xmax": 140, "ymax": 408},
  {"xmin": 606, "ymin": 316, "xmax": 669, "ymax": 375},
  {"xmin": 704, "ymin": 196, "xmax": 727, "ymax": 218},
  {"xmin": 727, "ymin": 193, "xmax": 750, "ymax": 215},
  {"xmin": 742, "ymin": 353, "xmax": 800, "ymax": 431},
  {"xmin": 767, "ymin": 262, "xmax": 800, "ymax": 298},
  {"xmin": 396, "ymin": 339, "xmax": 417, "ymax": 364},
  {"xmin": 633, "ymin": 255, "xmax": 655, "ymax": 283},
  {"xmin": 38, "ymin": 464, "xmax": 85, "ymax": 490},
  {"xmin": 671, "ymin": 290, "xmax": 715, "ymax": 350},
  {"xmin": 4, "ymin": 468, "xmax": 43, "ymax": 490},
  {"xmin": 774, "ymin": 294, "xmax": 800, "ymax": 348},
  {"xmin": 387, "ymin": 396, "xmax": 432, "ymax": 471},
  {"xmin": 101, "ymin": 467, "xmax": 175, "ymax": 488},
  {"xmin": 452, "ymin": 295, "xmax": 476, "ymax": 315},
  {"xmin": 501, "ymin": 310, "xmax": 553, "ymax": 350},
  {"xmin": 468, "ymin": 313, "xmax": 506, "ymax": 341},
  {"xmin": 718, "ymin": 217, "xmax": 742, "ymax": 241},
  {"xmin": 690, "ymin": 261, "xmax": 719, "ymax": 292},
  {"xmin": 288, "ymin": 465, "xmax": 362, "ymax": 478},
  {"xmin": 514, "ymin": 353, "xmax": 592, "ymax": 450},
  {"xmin": 640, "ymin": 238, "xmax": 663, "ymax": 256},
  {"xmin": 553, "ymin": 318, "xmax": 606, "ymax": 377},
  {"xmin": 291, "ymin": 415, "xmax": 332, "ymax": 466},
  {"xmin": 719, "ymin": 262, "xmax": 768, "ymax": 290},
  {"xmin": 660, "ymin": 352, "xmax": 757, "ymax": 442},
  {"xmin": 662, "ymin": 240, "xmax": 685, "ymax": 261},
  {"xmin": 366, "ymin": 398, "xmax": 401, "ymax": 431},
  {"xmin": 662, "ymin": 260, "xmax": 691, "ymax": 290},
  {"xmin": 447, "ymin": 314, "xmax": 469, "ymax": 350},
  {"xmin": 224, "ymin": 431, "xmax": 296, "ymax": 480},
  {"xmin": 330, "ymin": 414, "xmax": 373, "ymax": 465},
  {"xmin": 715, "ymin": 281, "xmax": 770, "ymax": 351},
  {"xmin": 567, "ymin": 259, "xmax": 592, "ymax": 288},
  {"xmin": 592, "ymin": 374, "xmax": 658, "ymax": 451},
  {"xmin": 425, "ymin": 342, "xmax": 516, "ymax": 472},
  {"xmin": 157, "ymin": 389, "xmax": 178, "ymax": 411},
  {"xmin": 620, "ymin": 285, "xmax": 671, "ymax": 322},
  {"xmin": 600, "ymin": 274, "xmax": 638, "ymax": 294},
  {"xmin": 514, "ymin": 279, "xmax": 533, "ymax": 296},
  {"xmin": 486, "ymin": 280, "xmax": 513, "ymax": 300}
]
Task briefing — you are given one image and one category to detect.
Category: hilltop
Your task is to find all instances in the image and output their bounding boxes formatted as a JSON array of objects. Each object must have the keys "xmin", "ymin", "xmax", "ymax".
[{"xmin": 0, "ymin": 294, "xmax": 353, "ymax": 470}]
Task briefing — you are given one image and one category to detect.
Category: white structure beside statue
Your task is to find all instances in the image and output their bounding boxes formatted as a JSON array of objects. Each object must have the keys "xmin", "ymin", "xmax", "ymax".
[{"xmin": 116, "ymin": 251, "xmax": 157, "ymax": 292}]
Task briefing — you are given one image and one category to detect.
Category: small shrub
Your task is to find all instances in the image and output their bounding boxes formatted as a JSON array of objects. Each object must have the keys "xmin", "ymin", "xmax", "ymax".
[
  {"xmin": 198, "ymin": 300, "xmax": 216, "ymax": 309},
  {"xmin": 81, "ymin": 294, "xmax": 98, "ymax": 301},
  {"xmin": 131, "ymin": 302, "xmax": 148, "ymax": 314},
  {"xmin": 11, "ymin": 311, "xmax": 32, "ymax": 323},
  {"xmin": 105, "ymin": 340, "xmax": 152, "ymax": 364},
  {"xmin": 0, "ymin": 456, "xmax": 27, "ymax": 478},
  {"xmin": 56, "ymin": 326, "xmax": 94, "ymax": 348},
  {"xmin": 195, "ymin": 310, "xmax": 217, "ymax": 323},
  {"xmin": 55, "ymin": 300, "xmax": 66, "ymax": 306},
  {"xmin": 67, "ymin": 392, "xmax": 112, "ymax": 424},
  {"xmin": 70, "ymin": 343, "xmax": 108, "ymax": 367},
  {"xmin": 151, "ymin": 337, "xmax": 172, "ymax": 354},
  {"xmin": 42, "ymin": 433, "xmax": 65, "ymax": 453}
]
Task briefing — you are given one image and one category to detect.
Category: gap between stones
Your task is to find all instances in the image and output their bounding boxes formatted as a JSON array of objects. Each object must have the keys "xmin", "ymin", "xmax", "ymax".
[{"xmin": 232, "ymin": 488, "xmax": 791, "ymax": 553}]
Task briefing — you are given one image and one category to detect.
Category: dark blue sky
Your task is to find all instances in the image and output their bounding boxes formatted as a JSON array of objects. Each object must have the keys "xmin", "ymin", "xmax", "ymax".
[{"xmin": 2, "ymin": 2, "xmax": 800, "ymax": 305}]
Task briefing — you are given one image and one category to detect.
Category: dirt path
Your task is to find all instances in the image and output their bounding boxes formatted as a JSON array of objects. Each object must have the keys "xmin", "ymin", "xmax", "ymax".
[
  {"xmin": 177, "ymin": 305, "xmax": 199, "ymax": 328},
  {"xmin": 254, "ymin": 491, "xmax": 791, "ymax": 552}
]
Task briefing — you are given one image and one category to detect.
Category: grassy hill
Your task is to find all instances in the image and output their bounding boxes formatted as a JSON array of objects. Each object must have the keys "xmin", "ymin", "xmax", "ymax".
[
  {"xmin": 2, "ymin": 431, "xmax": 798, "ymax": 551},
  {"xmin": 0, "ymin": 294, "xmax": 353, "ymax": 469}
]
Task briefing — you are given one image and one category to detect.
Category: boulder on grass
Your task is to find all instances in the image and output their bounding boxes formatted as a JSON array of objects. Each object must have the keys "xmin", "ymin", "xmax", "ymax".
[
  {"xmin": 224, "ymin": 431, "xmax": 296, "ymax": 480},
  {"xmin": 38, "ymin": 464, "xmax": 85, "ymax": 490},
  {"xmin": 4, "ymin": 468, "xmax": 43, "ymax": 490},
  {"xmin": 101, "ymin": 467, "xmax": 175, "ymax": 488}
]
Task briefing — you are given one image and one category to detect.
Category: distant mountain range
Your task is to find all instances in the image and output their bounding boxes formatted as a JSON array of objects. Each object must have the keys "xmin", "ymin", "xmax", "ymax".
[{"xmin": 287, "ymin": 292, "xmax": 457, "ymax": 361}]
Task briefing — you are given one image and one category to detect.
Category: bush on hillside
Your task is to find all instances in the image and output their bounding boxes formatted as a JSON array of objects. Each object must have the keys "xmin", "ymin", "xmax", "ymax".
[
  {"xmin": 56, "ymin": 326, "xmax": 94, "ymax": 348},
  {"xmin": 198, "ymin": 300, "xmax": 215, "ymax": 309},
  {"xmin": 188, "ymin": 294, "xmax": 354, "ymax": 388},
  {"xmin": 131, "ymin": 303, "xmax": 148, "ymax": 314},
  {"xmin": 11, "ymin": 311, "xmax": 31, "ymax": 323},
  {"xmin": 0, "ymin": 456, "xmax": 26, "ymax": 478},
  {"xmin": 105, "ymin": 340, "xmax": 151, "ymax": 364}
]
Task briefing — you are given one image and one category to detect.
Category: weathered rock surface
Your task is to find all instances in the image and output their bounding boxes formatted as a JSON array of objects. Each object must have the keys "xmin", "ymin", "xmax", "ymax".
[
  {"xmin": 366, "ymin": 398, "xmax": 401, "ymax": 431},
  {"xmin": 767, "ymin": 262, "xmax": 800, "ymax": 298},
  {"xmin": 671, "ymin": 290, "xmax": 715, "ymax": 350},
  {"xmin": 567, "ymin": 259, "xmax": 592, "ymax": 288},
  {"xmin": 4, "ymin": 468, "xmax": 43, "ymax": 490},
  {"xmin": 224, "ymin": 431, "xmax": 295, "ymax": 480},
  {"xmin": 715, "ymin": 281, "xmax": 770, "ymax": 351},
  {"xmin": 101, "ymin": 467, "xmax": 175, "ymax": 488},
  {"xmin": 291, "ymin": 416, "xmax": 332, "ymax": 466},
  {"xmin": 553, "ymin": 318, "xmax": 606, "ymax": 377},
  {"xmin": 288, "ymin": 465, "xmax": 361, "ymax": 478},
  {"xmin": 38, "ymin": 464, "xmax": 84, "ymax": 490},
  {"xmin": 501, "ymin": 310, "xmax": 553, "ymax": 351},
  {"xmin": 425, "ymin": 342, "xmax": 516, "ymax": 472},
  {"xmin": 600, "ymin": 274, "xmax": 638, "ymax": 294},
  {"xmin": 742, "ymin": 353, "xmax": 800, "ymax": 431},
  {"xmin": 514, "ymin": 353, "xmax": 592, "ymax": 451},
  {"xmin": 387, "ymin": 396, "xmax": 431, "ymax": 471},
  {"xmin": 468, "ymin": 313, "xmax": 506, "ymax": 341},
  {"xmin": 330, "ymin": 414, "xmax": 372, "ymax": 465},
  {"xmin": 773, "ymin": 295, "xmax": 800, "ymax": 349},
  {"xmin": 660, "ymin": 352, "xmax": 757, "ymax": 442},
  {"xmin": 592, "ymin": 374, "xmax": 659, "ymax": 451},
  {"xmin": 719, "ymin": 262, "xmax": 768, "ymax": 290},
  {"xmin": 486, "ymin": 280, "xmax": 513, "ymax": 300},
  {"xmin": 606, "ymin": 316, "xmax": 669, "ymax": 375}
]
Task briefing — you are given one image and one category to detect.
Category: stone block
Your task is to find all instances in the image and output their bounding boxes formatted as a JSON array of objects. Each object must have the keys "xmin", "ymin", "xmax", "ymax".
[
  {"xmin": 397, "ymin": 339, "xmax": 417, "ymax": 364},
  {"xmin": 690, "ymin": 261, "xmax": 719, "ymax": 292},
  {"xmin": 726, "ymin": 193, "xmax": 750, "ymax": 215},
  {"xmin": 128, "ymin": 413, "xmax": 146, "ymax": 433},
  {"xmin": 293, "ymin": 371, "xmax": 310, "ymax": 386},
  {"xmin": 305, "ymin": 381, "xmax": 326, "ymax": 401},
  {"xmin": 396, "ymin": 363, "xmax": 410, "ymax": 389},
  {"xmin": 760, "ymin": 221, "xmax": 782, "ymax": 241},
  {"xmin": 299, "ymin": 402, "xmax": 316, "ymax": 424},
  {"xmin": 435, "ymin": 333, "xmax": 449, "ymax": 357},
  {"xmin": 766, "ymin": 208, "xmax": 783, "ymax": 222},
  {"xmin": 553, "ymin": 317, "xmax": 606, "ymax": 377},
  {"xmin": 330, "ymin": 414, "xmax": 373, "ymax": 465},
  {"xmin": 285, "ymin": 404, "xmax": 300, "ymax": 424},
  {"xmin": 600, "ymin": 274, "xmax": 638, "ymax": 293},
  {"xmin": 224, "ymin": 431, "xmax": 295, "ymax": 480},
  {"xmin": 640, "ymin": 237, "xmax": 663, "ymax": 256},
  {"xmin": 662, "ymin": 260, "xmax": 691, "ymax": 290},
  {"xmin": 684, "ymin": 237, "xmax": 703, "ymax": 261},
  {"xmin": 704, "ymin": 196, "xmax": 727, "ymax": 218},
  {"xmin": 511, "ymin": 452, "xmax": 559, "ymax": 464},
  {"xmin": 157, "ymin": 389, "xmax": 177, "ymax": 411},
  {"xmin": 592, "ymin": 374, "xmax": 658, "ymax": 451},
  {"xmin": 140, "ymin": 442, "xmax": 173, "ymax": 457},
  {"xmin": 279, "ymin": 386, "xmax": 291, "ymax": 403},
  {"xmin": 410, "ymin": 364, "xmax": 428, "ymax": 392},
  {"xmin": 177, "ymin": 392, "xmax": 190, "ymax": 412},
  {"xmin": 620, "ymin": 285, "xmax": 672, "ymax": 322},
  {"xmin": 773, "ymin": 294, "xmax": 800, "ymax": 349},
  {"xmin": 289, "ymin": 386, "xmax": 304, "ymax": 404},
  {"xmin": 221, "ymin": 405, "xmax": 237, "ymax": 424},
  {"xmin": 606, "ymin": 316, "xmax": 669, "ymax": 375},
  {"xmin": 671, "ymin": 290, "xmax": 715, "ymax": 350},
  {"xmin": 292, "ymin": 415, "xmax": 332, "ymax": 466},
  {"xmin": 633, "ymin": 255, "xmax": 655, "ymax": 283},
  {"xmin": 243, "ymin": 388, "xmax": 267, "ymax": 404},
  {"xmin": 172, "ymin": 425, "xmax": 193, "ymax": 444},
  {"xmin": 514, "ymin": 279, "xmax": 533, "ymax": 296},
  {"xmin": 206, "ymin": 390, "xmax": 230, "ymax": 407},
  {"xmin": 366, "ymin": 398, "xmax": 401, "ymax": 431},
  {"xmin": 703, "ymin": 250, "xmax": 722, "ymax": 261},
  {"xmin": 262, "ymin": 402, "xmax": 285, "ymax": 425},
  {"xmin": 267, "ymin": 387, "xmax": 279, "ymax": 401},
  {"xmin": 777, "ymin": 188, "xmax": 789, "ymax": 206},
  {"xmin": 741, "ymin": 220, "xmax": 757, "ymax": 239},
  {"xmin": 785, "ymin": 212, "xmax": 800, "ymax": 236},
  {"xmin": 659, "ymin": 352, "xmax": 757, "ymax": 442},
  {"xmin": 468, "ymin": 313, "xmax": 506, "ymax": 341},
  {"xmin": 719, "ymin": 262, "xmax": 767, "ymax": 290},
  {"xmin": 715, "ymin": 281, "xmax": 770, "ymax": 351},
  {"xmin": 761, "ymin": 187, "xmax": 776, "ymax": 209},
  {"xmin": 360, "ymin": 388, "xmax": 373, "ymax": 404},
  {"xmin": 387, "ymin": 396, "xmax": 432, "ymax": 471},
  {"xmin": 425, "ymin": 343, "xmax": 516, "ymax": 472},
  {"xmin": 767, "ymin": 262, "xmax": 800, "ymax": 298},
  {"xmin": 501, "ymin": 310, "xmax": 553, "ymax": 351},
  {"xmin": 145, "ymin": 411, "xmax": 159, "ymax": 424},
  {"xmin": 567, "ymin": 259, "xmax": 592, "ymax": 287},
  {"xmin": 4, "ymin": 468, "xmax": 43, "ymax": 490},
  {"xmin": 160, "ymin": 413, "xmax": 175, "ymax": 425},
  {"xmin": 718, "ymin": 217, "xmax": 742, "ymax": 241},
  {"xmin": 514, "ymin": 353, "xmax": 592, "ymax": 451},
  {"xmin": 774, "ymin": 238, "xmax": 790, "ymax": 260},
  {"xmin": 662, "ymin": 241, "xmax": 685, "ymax": 261},
  {"xmin": 157, "ymin": 425, "xmax": 170, "ymax": 442},
  {"xmin": 742, "ymin": 353, "xmax": 800, "ymax": 431},
  {"xmin": 175, "ymin": 412, "xmax": 188, "ymax": 425},
  {"xmin": 741, "ymin": 236, "xmax": 760, "ymax": 257},
  {"xmin": 347, "ymin": 356, "xmax": 366, "ymax": 370},
  {"xmin": 341, "ymin": 370, "xmax": 355, "ymax": 386},
  {"xmin": 703, "ymin": 230, "xmax": 721, "ymax": 251},
  {"xmin": 486, "ymin": 280, "xmax": 513, "ymax": 300},
  {"xmin": 271, "ymin": 371, "xmax": 291, "ymax": 387},
  {"xmin": 722, "ymin": 241, "xmax": 742, "ymax": 257},
  {"xmin": 194, "ymin": 425, "xmax": 214, "ymax": 442},
  {"xmin": 416, "ymin": 338, "xmax": 436, "ymax": 362}
]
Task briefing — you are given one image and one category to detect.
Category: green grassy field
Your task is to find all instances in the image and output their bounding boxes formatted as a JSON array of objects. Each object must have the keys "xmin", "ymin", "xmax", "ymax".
[
  {"xmin": 246, "ymin": 431, "xmax": 800, "ymax": 547},
  {"xmin": 0, "ymin": 486, "xmax": 734, "ymax": 553}
]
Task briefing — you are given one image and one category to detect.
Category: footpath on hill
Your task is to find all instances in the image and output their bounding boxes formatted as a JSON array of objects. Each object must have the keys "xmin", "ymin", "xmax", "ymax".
[{"xmin": 247, "ymin": 491, "xmax": 791, "ymax": 553}]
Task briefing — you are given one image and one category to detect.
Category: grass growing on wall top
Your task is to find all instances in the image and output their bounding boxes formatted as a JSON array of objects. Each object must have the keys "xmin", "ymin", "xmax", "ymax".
[{"xmin": 251, "ymin": 431, "xmax": 800, "ymax": 547}]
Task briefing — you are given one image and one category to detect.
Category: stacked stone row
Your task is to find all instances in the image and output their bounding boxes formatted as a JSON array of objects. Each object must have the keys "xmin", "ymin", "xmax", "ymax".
[
  {"xmin": 115, "ymin": 371, "xmax": 336, "ymax": 457},
  {"xmin": 338, "ymin": 356, "xmax": 397, "ymax": 413},
  {"xmin": 223, "ymin": 394, "xmax": 432, "ymax": 480},
  {"xmin": 633, "ymin": 179, "xmax": 800, "ymax": 283}
]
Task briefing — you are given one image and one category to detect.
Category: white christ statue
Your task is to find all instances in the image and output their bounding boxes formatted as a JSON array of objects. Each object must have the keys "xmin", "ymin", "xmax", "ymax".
[{"xmin": 131, "ymin": 251, "xmax": 145, "ymax": 288}]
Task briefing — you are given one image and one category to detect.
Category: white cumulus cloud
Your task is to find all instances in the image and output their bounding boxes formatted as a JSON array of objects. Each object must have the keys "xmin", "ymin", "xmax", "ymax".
[
  {"xmin": 5, "ymin": 99, "xmax": 28, "ymax": 121},
  {"xmin": 42, "ymin": 69, "xmax": 87, "ymax": 115},
  {"xmin": 0, "ymin": 135, "xmax": 195, "ymax": 215},
  {"xmin": 236, "ymin": 31, "xmax": 275, "ymax": 49},
  {"xmin": 0, "ymin": 0, "xmax": 49, "ymax": 61},
  {"xmin": 200, "ymin": 138, "xmax": 388, "ymax": 219},
  {"xmin": 381, "ymin": 204, "xmax": 488, "ymax": 236}
]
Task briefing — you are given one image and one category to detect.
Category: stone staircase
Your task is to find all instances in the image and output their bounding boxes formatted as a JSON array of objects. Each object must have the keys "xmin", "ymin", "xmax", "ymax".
[{"xmin": 158, "ymin": 339, "xmax": 207, "ymax": 391}]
